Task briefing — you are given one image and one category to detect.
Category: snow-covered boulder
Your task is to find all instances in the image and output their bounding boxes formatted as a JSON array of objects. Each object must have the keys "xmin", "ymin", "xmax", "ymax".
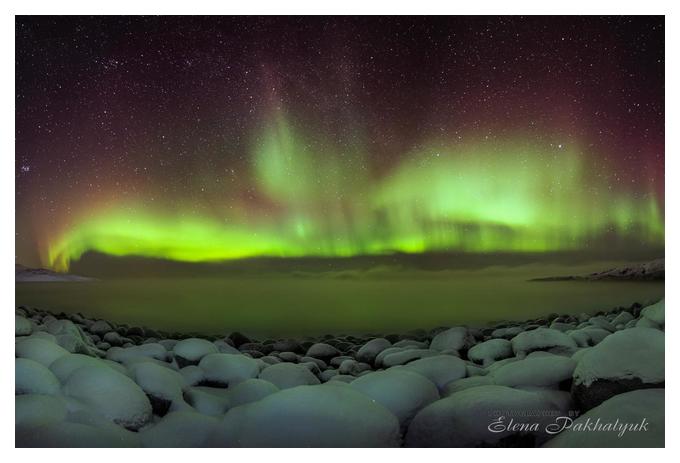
[
  {"xmin": 491, "ymin": 353, "xmax": 575, "ymax": 388},
  {"xmin": 258, "ymin": 362, "xmax": 320, "ymax": 389},
  {"xmin": 468, "ymin": 339, "xmax": 513, "ymax": 366},
  {"xmin": 442, "ymin": 376, "xmax": 494, "ymax": 395},
  {"xmin": 16, "ymin": 315, "xmax": 32, "ymax": 336},
  {"xmin": 511, "ymin": 328, "xmax": 577, "ymax": 357},
  {"xmin": 16, "ymin": 420, "xmax": 140, "ymax": 447},
  {"xmin": 405, "ymin": 385, "xmax": 564, "ymax": 447},
  {"xmin": 184, "ymin": 387, "xmax": 230, "ymax": 416},
  {"xmin": 16, "ymin": 336, "xmax": 69, "ymax": 367},
  {"xmin": 640, "ymin": 300, "xmax": 664, "ymax": 328},
  {"xmin": 227, "ymin": 378, "xmax": 279, "ymax": 407},
  {"xmin": 430, "ymin": 327, "xmax": 473, "ymax": 353},
  {"xmin": 491, "ymin": 325, "xmax": 524, "ymax": 339},
  {"xmin": 208, "ymin": 384, "xmax": 400, "ymax": 447},
  {"xmin": 141, "ymin": 411, "xmax": 219, "ymax": 447},
  {"xmin": 305, "ymin": 343, "xmax": 341, "ymax": 362},
  {"xmin": 572, "ymin": 327, "xmax": 664, "ymax": 411},
  {"xmin": 612, "ymin": 311, "xmax": 635, "ymax": 327},
  {"xmin": 106, "ymin": 343, "xmax": 168, "ymax": 364},
  {"xmin": 338, "ymin": 359, "xmax": 372, "ymax": 376},
  {"xmin": 400, "ymin": 355, "xmax": 467, "ymax": 391},
  {"xmin": 16, "ymin": 394, "xmax": 67, "ymax": 429},
  {"xmin": 50, "ymin": 353, "xmax": 127, "ymax": 383},
  {"xmin": 179, "ymin": 365, "xmax": 205, "ymax": 387},
  {"xmin": 62, "ymin": 364, "xmax": 152, "ymax": 430},
  {"xmin": 129, "ymin": 361, "xmax": 185, "ymax": 415},
  {"xmin": 214, "ymin": 340, "xmax": 241, "ymax": 354},
  {"xmin": 15, "ymin": 358, "xmax": 61, "ymax": 395},
  {"xmin": 382, "ymin": 348, "xmax": 438, "ymax": 367},
  {"xmin": 351, "ymin": 369, "xmax": 439, "ymax": 427},
  {"xmin": 357, "ymin": 338, "xmax": 392, "ymax": 364},
  {"xmin": 544, "ymin": 389, "xmax": 664, "ymax": 448},
  {"xmin": 198, "ymin": 353, "xmax": 260, "ymax": 387},
  {"xmin": 172, "ymin": 338, "xmax": 219, "ymax": 367}
]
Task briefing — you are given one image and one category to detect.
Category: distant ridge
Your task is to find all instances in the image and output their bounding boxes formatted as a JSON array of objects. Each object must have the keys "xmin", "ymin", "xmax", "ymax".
[
  {"xmin": 530, "ymin": 258, "xmax": 664, "ymax": 282},
  {"xmin": 15, "ymin": 263, "xmax": 94, "ymax": 282}
]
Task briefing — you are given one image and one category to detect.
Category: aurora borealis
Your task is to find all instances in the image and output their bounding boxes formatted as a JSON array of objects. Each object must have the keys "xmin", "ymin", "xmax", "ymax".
[{"xmin": 16, "ymin": 17, "xmax": 664, "ymax": 272}]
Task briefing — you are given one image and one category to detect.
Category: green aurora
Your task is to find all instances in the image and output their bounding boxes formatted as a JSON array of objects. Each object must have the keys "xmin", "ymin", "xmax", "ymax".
[{"xmin": 46, "ymin": 112, "xmax": 664, "ymax": 272}]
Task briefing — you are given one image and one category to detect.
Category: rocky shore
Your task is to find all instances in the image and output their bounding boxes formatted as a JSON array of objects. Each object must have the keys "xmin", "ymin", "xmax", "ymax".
[{"xmin": 15, "ymin": 299, "xmax": 665, "ymax": 447}]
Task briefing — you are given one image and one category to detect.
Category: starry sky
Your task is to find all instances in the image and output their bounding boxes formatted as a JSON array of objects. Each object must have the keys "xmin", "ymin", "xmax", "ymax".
[{"xmin": 15, "ymin": 16, "xmax": 665, "ymax": 271}]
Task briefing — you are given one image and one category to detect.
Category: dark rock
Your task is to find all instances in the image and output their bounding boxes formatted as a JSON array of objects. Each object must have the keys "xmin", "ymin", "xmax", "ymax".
[
  {"xmin": 228, "ymin": 332, "xmax": 251, "ymax": 347},
  {"xmin": 572, "ymin": 378, "xmax": 664, "ymax": 412}
]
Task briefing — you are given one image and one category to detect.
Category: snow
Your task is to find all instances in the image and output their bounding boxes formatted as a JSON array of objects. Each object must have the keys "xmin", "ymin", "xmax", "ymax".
[
  {"xmin": 227, "ymin": 378, "xmax": 280, "ymax": 407},
  {"xmin": 511, "ymin": 327, "xmax": 578, "ymax": 357},
  {"xmin": 62, "ymin": 364, "xmax": 152, "ymax": 430},
  {"xmin": 405, "ymin": 385, "xmax": 562, "ymax": 447},
  {"xmin": 106, "ymin": 343, "xmax": 168, "ymax": 363},
  {"xmin": 544, "ymin": 389, "xmax": 664, "ymax": 448},
  {"xmin": 198, "ymin": 353, "xmax": 261, "ymax": 387},
  {"xmin": 208, "ymin": 384, "xmax": 401, "ymax": 447},
  {"xmin": 641, "ymin": 299, "xmax": 664, "ymax": 326},
  {"xmin": 491, "ymin": 353, "xmax": 576, "ymax": 388},
  {"xmin": 15, "ymin": 394, "xmax": 67, "ymax": 429},
  {"xmin": 258, "ymin": 362, "xmax": 320, "ymax": 389},
  {"xmin": 184, "ymin": 387, "xmax": 230, "ymax": 416},
  {"xmin": 129, "ymin": 361, "xmax": 185, "ymax": 403},
  {"xmin": 16, "ymin": 336, "xmax": 70, "ymax": 367},
  {"xmin": 399, "ymin": 355, "xmax": 467, "ymax": 391},
  {"xmin": 49, "ymin": 354, "xmax": 126, "ymax": 383},
  {"xmin": 338, "ymin": 359, "xmax": 372, "ymax": 375},
  {"xmin": 180, "ymin": 365, "xmax": 205, "ymax": 387},
  {"xmin": 141, "ymin": 411, "xmax": 219, "ymax": 447},
  {"xmin": 442, "ymin": 375, "xmax": 494, "ymax": 396},
  {"xmin": 430, "ymin": 327, "xmax": 473, "ymax": 352},
  {"xmin": 16, "ymin": 421, "xmax": 140, "ymax": 448},
  {"xmin": 382, "ymin": 348, "xmax": 438, "ymax": 367},
  {"xmin": 15, "ymin": 358, "xmax": 61, "ymax": 395},
  {"xmin": 172, "ymin": 338, "xmax": 219, "ymax": 366},
  {"xmin": 351, "ymin": 369, "xmax": 439, "ymax": 427},
  {"xmin": 573, "ymin": 327, "xmax": 664, "ymax": 387},
  {"xmin": 356, "ymin": 338, "xmax": 392, "ymax": 364},
  {"xmin": 468, "ymin": 339, "xmax": 513, "ymax": 366},
  {"xmin": 15, "ymin": 315, "xmax": 32, "ymax": 336}
]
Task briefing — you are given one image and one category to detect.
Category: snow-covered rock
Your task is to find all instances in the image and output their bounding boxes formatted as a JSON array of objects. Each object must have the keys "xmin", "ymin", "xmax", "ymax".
[
  {"xmin": 198, "ymin": 353, "xmax": 260, "ymax": 387},
  {"xmin": 15, "ymin": 394, "xmax": 67, "ymax": 429},
  {"xmin": 338, "ymin": 359, "xmax": 372, "ymax": 376},
  {"xmin": 544, "ymin": 389, "xmax": 664, "ymax": 448},
  {"xmin": 50, "ymin": 353, "xmax": 127, "ymax": 383},
  {"xmin": 15, "ymin": 358, "xmax": 61, "ymax": 395},
  {"xmin": 572, "ymin": 327, "xmax": 664, "ymax": 411},
  {"xmin": 511, "ymin": 328, "xmax": 577, "ymax": 357},
  {"xmin": 184, "ymin": 387, "xmax": 230, "ymax": 416},
  {"xmin": 305, "ymin": 342, "xmax": 341, "ymax": 362},
  {"xmin": 400, "ymin": 355, "xmax": 467, "ymax": 391},
  {"xmin": 141, "ymin": 411, "xmax": 219, "ymax": 447},
  {"xmin": 62, "ymin": 364, "xmax": 152, "ymax": 430},
  {"xmin": 16, "ymin": 421, "xmax": 140, "ymax": 447},
  {"xmin": 129, "ymin": 361, "xmax": 185, "ymax": 415},
  {"xmin": 382, "ymin": 348, "xmax": 438, "ymax": 367},
  {"xmin": 208, "ymin": 384, "xmax": 400, "ymax": 447},
  {"xmin": 227, "ymin": 378, "xmax": 279, "ymax": 407},
  {"xmin": 16, "ymin": 336, "xmax": 69, "ymax": 367},
  {"xmin": 356, "ymin": 338, "xmax": 392, "ymax": 364},
  {"xmin": 405, "ymin": 385, "xmax": 564, "ymax": 447},
  {"xmin": 430, "ymin": 327, "xmax": 473, "ymax": 352},
  {"xmin": 16, "ymin": 315, "xmax": 32, "ymax": 336},
  {"xmin": 468, "ymin": 339, "xmax": 513, "ymax": 366},
  {"xmin": 491, "ymin": 353, "xmax": 575, "ymax": 388},
  {"xmin": 258, "ymin": 362, "xmax": 321, "ymax": 389},
  {"xmin": 640, "ymin": 300, "xmax": 664, "ymax": 328},
  {"xmin": 351, "ymin": 369, "xmax": 439, "ymax": 427},
  {"xmin": 106, "ymin": 343, "xmax": 168, "ymax": 364},
  {"xmin": 172, "ymin": 338, "xmax": 219, "ymax": 367},
  {"xmin": 442, "ymin": 376, "xmax": 494, "ymax": 395},
  {"xmin": 179, "ymin": 365, "xmax": 205, "ymax": 387}
]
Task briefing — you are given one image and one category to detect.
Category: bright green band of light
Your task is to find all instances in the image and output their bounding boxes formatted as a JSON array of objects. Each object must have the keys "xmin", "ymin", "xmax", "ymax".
[{"xmin": 46, "ymin": 112, "xmax": 664, "ymax": 271}]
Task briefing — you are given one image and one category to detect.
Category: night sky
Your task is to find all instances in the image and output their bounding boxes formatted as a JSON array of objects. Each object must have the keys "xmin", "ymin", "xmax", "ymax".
[{"xmin": 15, "ymin": 16, "xmax": 664, "ymax": 271}]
